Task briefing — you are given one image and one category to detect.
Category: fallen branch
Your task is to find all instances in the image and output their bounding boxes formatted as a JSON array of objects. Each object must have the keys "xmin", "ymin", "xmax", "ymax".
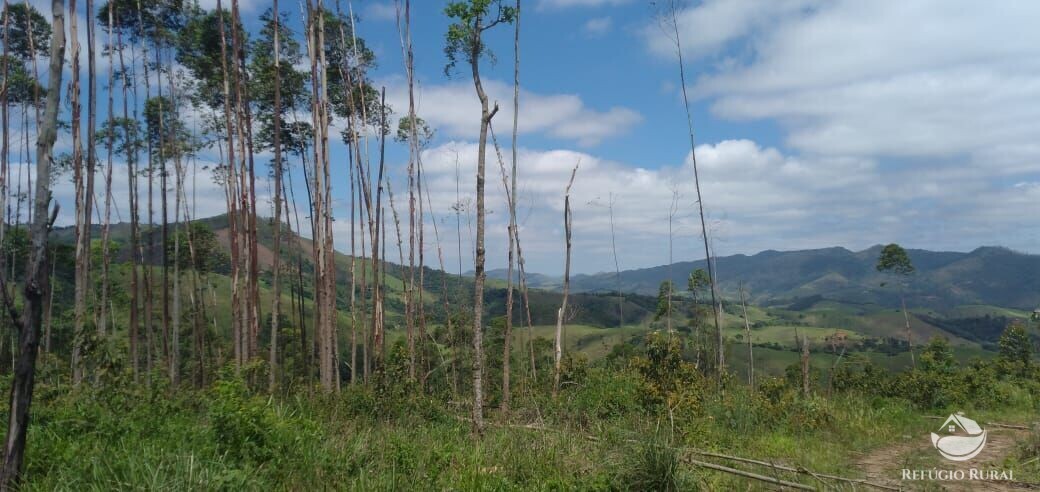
[
  {"xmin": 682, "ymin": 456, "xmax": 815, "ymax": 490},
  {"xmin": 987, "ymin": 421, "xmax": 1032, "ymax": 430},
  {"xmin": 687, "ymin": 449, "xmax": 900, "ymax": 491}
]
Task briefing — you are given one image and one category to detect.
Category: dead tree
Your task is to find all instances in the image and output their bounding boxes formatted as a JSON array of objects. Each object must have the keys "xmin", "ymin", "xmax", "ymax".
[
  {"xmin": 553, "ymin": 163, "xmax": 579, "ymax": 397},
  {"xmin": 662, "ymin": 0, "xmax": 725, "ymax": 379},
  {"xmin": 738, "ymin": 283, "xmax": 753, "ymax": 389}
]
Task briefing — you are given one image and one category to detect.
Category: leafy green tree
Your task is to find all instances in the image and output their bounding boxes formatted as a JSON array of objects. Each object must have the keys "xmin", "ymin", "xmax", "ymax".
[
  {"xmin": 687, "ymin": 269, "xmax": 709, "ymax": 302},
  {"xmin": 654, "ymin": 280, "xmax": 674, "ymax": 322},
  {"xmin": 144, "ymin": 96, "xmax": 190, "ymax": 162},
  {"xmin": 166, "ymin": 222, "xmax": 227, "ymax": 275},
  {"xmin": 249, "ymin": 8, "xmax": 308, "ymax": 154},
  {"xmin": 1, "ymin": 3, "xmax": 51, "ymax": 62},
  {"xmin": 395, "ymin": 115, "xmax": 434, "ymax": 148},
  {"xmin": 444, "ymin": 0, "xmax": 516, "ymax": 433},
  {"xmin": 919, "ymin": 336, "xmax": 955, "ymax": 373},
  {"xmin": 876, "ymin": 243, "xmax": 914, "ymax": 277},
  {"xmin": 0, "ymin": 55, "xmax": 44, "ymax": 105},
  {"xmin": 174, "ymin": 6, "xmax": 244, "ymax": 111},
  {"xmin": 876, "ymin": 243, "xmax": 916, "ymax": 368},
  {"xmin": 319, "ymin": 8, "xmax": 386, "ymax": 137},
  {"xmin": 997, "ymin": 320, "xmax": 1032, "ymax": 377}
]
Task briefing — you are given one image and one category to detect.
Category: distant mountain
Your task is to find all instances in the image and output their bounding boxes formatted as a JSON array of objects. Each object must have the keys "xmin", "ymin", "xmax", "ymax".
[{"xmin": 489, "ymin": 246, "xmax": 1040, "ymax": 310}]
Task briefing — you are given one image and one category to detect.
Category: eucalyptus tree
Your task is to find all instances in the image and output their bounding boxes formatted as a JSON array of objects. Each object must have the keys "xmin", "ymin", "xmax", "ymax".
[
  {"xmin": 322, "ymin": 4, "xmax": 387, "ymax": 378},
  {"xmin": 876, "ymin": 243, "xmax": 916, "ymax": 369},
  {"xmin": 249, "ymin": 5, "xmax": 306, "ymax": 391},
  {"xmin": 0, "ymin": 0, "xmax": 63, "ymax": 485},
  {"xmin": 0, "ymin": 2, "xmax": 49, "ymax": 274},
  {"xmin": 444, "ymin": 0, "xmax": 516, "ymax": 434}
]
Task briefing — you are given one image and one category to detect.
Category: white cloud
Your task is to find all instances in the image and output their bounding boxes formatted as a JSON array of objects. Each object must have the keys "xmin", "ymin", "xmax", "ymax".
[
  {"xmin": 397, "ymin": 137, "xmax": 1040, "ymax": 273},
  {"xmin": 363, "ymin": 2, "xmax": 398, "ymax": 22},
  {"xmin": 539, "ymin": 0, "xmax": 631, "ymax": 9},
  {"xmin": 645, "ymin": 0, "xmax": 1040, "ymax": 165},
  {"xmin": 383, "ymin": 78, "xmax": 642, "ymax": 147},
  {"xmin": 583, "ymin": 17, "xmax": 612, "ymax": 36}
]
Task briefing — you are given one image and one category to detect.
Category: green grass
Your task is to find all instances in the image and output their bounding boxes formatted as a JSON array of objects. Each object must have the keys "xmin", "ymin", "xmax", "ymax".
[{"xmin": 12, "ymin": 366, "xmax": 1038, "ymax": 490}]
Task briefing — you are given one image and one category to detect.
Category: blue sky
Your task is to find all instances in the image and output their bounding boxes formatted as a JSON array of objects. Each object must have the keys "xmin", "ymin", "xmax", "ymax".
[{"xmin": 18, "ymin": 0, "xmax": 1040, "ymax": 275}]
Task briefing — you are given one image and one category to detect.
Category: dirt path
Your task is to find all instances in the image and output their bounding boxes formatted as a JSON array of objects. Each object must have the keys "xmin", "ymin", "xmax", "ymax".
[{"xmin": 857, "ymin": 424, "xmax": 1036, "ymax": 491}]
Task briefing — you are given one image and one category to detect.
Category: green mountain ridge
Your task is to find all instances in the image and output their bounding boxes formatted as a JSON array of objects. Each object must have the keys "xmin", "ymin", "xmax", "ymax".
[{"xmin": 489, "ymin": 245, "xmax": 1040, "ymax": 311}]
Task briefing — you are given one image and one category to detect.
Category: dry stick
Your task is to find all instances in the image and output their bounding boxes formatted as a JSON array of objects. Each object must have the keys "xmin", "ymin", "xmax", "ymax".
[
  {"xmin": 666, "ymin": 187, "xmax": 679, "ymax": 332},
  {"xmin": 489, "ymin": 124, "xmax": 536, "ymax": 383},
  {"xmin": 738, "ymin": 283, "xmax": 753, "ymax": 389},
  {"xmin": 497, "ymin": 0, "xmax": 521, "ymax": 412},
  {"xmin": 420, "ymin": 154, "xmax": 458, "ymax": 398},
  {"xmin": 681, "ymin": 457, "xmax": 814, "ymax": 491},
  {"xmin": 553, "ymin": 162, "xmax": 579, "ymax": 397},
  {"xmin": 393, "ymin": 0, "xmax": 417, "ymax": 383},
  {"xmin": 663, "ymin": 0, "xmax": 724, "ymax": 380},
  {"xmin": 687, "ymin": 449, "xmax": 898, "ymax": 491}
]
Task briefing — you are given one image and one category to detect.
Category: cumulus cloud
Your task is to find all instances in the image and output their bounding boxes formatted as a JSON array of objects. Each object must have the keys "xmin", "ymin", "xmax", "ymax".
[
  {"xmin": 388, "ymin": 136, "xmax": 1038, "ymax": 273},
  {"xmin": 646, "ymin": 0, "xmax": 1040, "ymax": 164},
  {"xmin": 383, "ymin": 78, "xmax": 642, "ymax": 146}
]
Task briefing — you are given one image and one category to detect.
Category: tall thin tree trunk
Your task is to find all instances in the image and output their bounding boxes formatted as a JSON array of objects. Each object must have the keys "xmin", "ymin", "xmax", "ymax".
[
  {"xmin": 901, "ymin": 295, "xmax": 915, "ymax": 369},
  {"xmin": 739, "ymin": 283, "xmax": 753, "ymax": 390},
  {"xmin": 70, "ymin": 0, "xmax": 87, "ymax": 386},
  {"xmin": 0, "ymin": 0, "xmax": 63, "ymax": 483},
  {"xmin": 468, "ymin": 19, "xmax": 499, "ymax": 431},
  {"xmin": 665, "ymin": 1, "xmax": 724, "ymax": 379},
  {"xmin": 553, "ymin": 164, "xmax": 579, "ymax": 397},
  {"xmin": 98, "ymin": 0, "xmax": 114, "ymax": 338},
  {"xmin": 268, "ymin": 0, "xmax": 283, "ymax": 393},
  {"xmin": 500, "ymin": 0, "xmax": 520, "ymax": 411},
  {"xmin": 800, "ymin": 332, "xmax": 810, "ymax": 398}
]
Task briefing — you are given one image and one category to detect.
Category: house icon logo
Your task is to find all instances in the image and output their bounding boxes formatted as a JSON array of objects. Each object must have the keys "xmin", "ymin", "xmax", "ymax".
[{"xmin": 931, "ymin": 412, "xmax": 987, "ymax": 461}]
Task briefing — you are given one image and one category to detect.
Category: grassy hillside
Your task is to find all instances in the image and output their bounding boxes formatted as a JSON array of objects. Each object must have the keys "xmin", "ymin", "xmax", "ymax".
[{"xmin": 491, "ymin": 245, "xmax": 1040, "ymax": 310}]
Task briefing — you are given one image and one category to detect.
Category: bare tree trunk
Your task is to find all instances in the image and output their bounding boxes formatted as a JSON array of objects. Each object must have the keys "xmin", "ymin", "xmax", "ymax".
[
  {"xmin": 0, "ymin": 0, "xmax": 63, "ymax": 483},
  {"xmin": 114, "ymin": 17, "xmax": 140, "ymax": 382},
  {"xmin": 608, "ymin": 196, "xmax": 622, "ymax": 329},
  {"xmin": 268, "ymin": 0, "xmax": 284, "ymax": 393},
  {"xmin": 800, "ymin": 333, "xmax": 810, "ymax": 398},
  {"xmin": 98, "ymin": 0, "xmax": 114, "ymax": 338},
  {"xmin": 348, "ymin": 143, "xmax": 357, "ymax": 384},
  {"xmin": 667, "ymin": 188, "xmax": 678, "ymax": 332},
  {"xmin": 664, "ymin": 1, "xmax": 724, "ymax": 380},
  {"xmin": 499, "ymin": 0, "xmax": 520, "ymax": 411},
  {"xmin": 553, "ymin": 164, "xmax": 579, "ymax": 397},
  {"xmin": 70, "ymin": 0, "xmax": 87, "ymax": 386},
  {"xmin": 739, "ymin": 283, "xmax": 753, "ymax": 390},
  {"xmin": 468, "ymin": 21, "xmax": 499, "ymax": 432},
  {"xmin": 901, "ymin": 295, "xmax": 915, "ymax": 369},
  {"xmin": 215, "ymin": 0, "xmax": 245, "ymax": 373},
  {"xmin": 86, "ymin": 0, "xmax": 98, "ymax": 342}
]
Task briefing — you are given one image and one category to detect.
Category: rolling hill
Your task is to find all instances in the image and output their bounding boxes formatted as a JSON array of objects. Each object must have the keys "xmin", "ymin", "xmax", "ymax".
[{"xmin": 489, "ymin": 246, "xmax": 1040, "ymax": 311}]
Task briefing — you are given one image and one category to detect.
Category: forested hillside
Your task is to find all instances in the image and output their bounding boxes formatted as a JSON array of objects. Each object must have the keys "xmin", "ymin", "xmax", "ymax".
[{"xmin": 491, "ymin": 246, "xmax": 1040, "ymax": 310}]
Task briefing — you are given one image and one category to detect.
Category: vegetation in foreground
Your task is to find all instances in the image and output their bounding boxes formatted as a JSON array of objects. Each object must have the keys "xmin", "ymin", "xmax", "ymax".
[{"xmin": 9, "ymin": 326, "xmax": 1040, "ymax": 490}]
